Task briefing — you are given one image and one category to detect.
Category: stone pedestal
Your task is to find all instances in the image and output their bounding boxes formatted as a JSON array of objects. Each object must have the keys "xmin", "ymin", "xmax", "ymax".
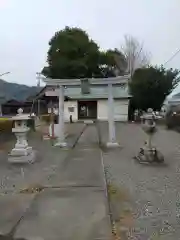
[
  {"xmin": 106, "ymin": 83, "xmax": 120, "ymax": 148},
  {"xmin": 8, "ymin": 108, "xmax": 36, "ymax": 164},
  {"xmin": 54, "ymin": 141, "xmax": 68, "ymax": 147},
  {"xmin": 8, "ymin": 147, "xmax": 35, "ymax": 163},
  {"xmin": 106, "ymin": 142, "xmax": 120, "ymax": 148}
]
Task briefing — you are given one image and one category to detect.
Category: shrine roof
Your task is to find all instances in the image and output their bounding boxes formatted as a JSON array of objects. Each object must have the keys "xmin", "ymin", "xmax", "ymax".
[
  {"xmin": 64, "ymin": 85, "xmax": 131, "ymax": 100},
  {"xmin": 34, "ymin": 83, "xmax": 131, "ymax": 100}
]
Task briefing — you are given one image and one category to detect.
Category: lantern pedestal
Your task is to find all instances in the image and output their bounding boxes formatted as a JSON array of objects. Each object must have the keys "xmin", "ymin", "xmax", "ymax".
[
  {"xmin": 8, "ymin": 108, "xmax": 36, "ymax": 164},
  {"xmin": 8, "ymin": 148, "xmax": 35, "ymax": 163},
  {"xmin": 106, "ymin": 142, "xmax": 120, "ymax": 148}
]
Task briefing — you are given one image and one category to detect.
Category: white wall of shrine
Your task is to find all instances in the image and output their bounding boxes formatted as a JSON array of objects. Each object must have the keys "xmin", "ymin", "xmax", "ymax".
[
  {"xmin": 48, "ymin": 101, "xmax": 78, "ymax": 122},
  {"xmin": 48, "ymin": 99, "xmax": 129, "ymax": 122},
  {"xmin": 98, "ymin": 99, "xmax": 129, "ymax": 122},
  {"xmin": 114, "ymin": 99, "xmax": 129, "ymax": 121},
  {"xmin": 43, "ymin": 75, "xmax": 130, "ymax": 146},
  {"xmin": 64, "ymin": 101, "xmax": 78, "ymax": 122}
]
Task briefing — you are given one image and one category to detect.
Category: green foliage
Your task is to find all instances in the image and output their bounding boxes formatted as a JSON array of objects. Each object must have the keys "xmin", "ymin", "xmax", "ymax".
[
  {"xmin": 43, "ymin": 27, "xmax": 101, "ymax": 78},
  {"xmin": 42, "ymin": 26, "xmax": 127, "ymax": 79},
  {"xmin": 40, "ymin": 114, "xmax": 51, "ymax": 123},
  {"xmin": 0, "ymin": 119, "xmax": 13, "ymax": 131},
  {"xmin": 129, "ymin": 66, "xmax": 179, "ymax": 110}
]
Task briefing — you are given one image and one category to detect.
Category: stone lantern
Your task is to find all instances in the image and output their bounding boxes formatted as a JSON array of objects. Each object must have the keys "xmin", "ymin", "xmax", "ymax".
[
  {"xmin": 136, "ymin": 108, "xmax": 164, "ymax": 163},
  {"xmin": 8, "ymin": 108, "xmax": 35, "ymax": 163}
]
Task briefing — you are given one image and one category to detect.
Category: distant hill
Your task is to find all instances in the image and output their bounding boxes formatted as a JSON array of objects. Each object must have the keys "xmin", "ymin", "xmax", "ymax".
[{"xmin": 0, "ymin": 79, "xmax": 42, "ymax": 103}]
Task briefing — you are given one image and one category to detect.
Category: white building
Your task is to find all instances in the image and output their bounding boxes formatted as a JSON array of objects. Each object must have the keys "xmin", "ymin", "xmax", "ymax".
[
  {"xmin": 162, "ymin": 92, "xmax": 180, "ymax": 115},
  {"xmin": 45, "ymin": 83, "xmax": 131, "ymax": 122},
  {"xmin": 162, "ymin": 75, "xmax": 180, "ymax": 112}
]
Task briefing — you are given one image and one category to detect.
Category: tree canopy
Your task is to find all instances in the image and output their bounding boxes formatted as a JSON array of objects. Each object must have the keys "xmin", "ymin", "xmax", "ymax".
[
  {"xmin": 129, "ymin": 66, "xmax": 179, "ymax": 111},
  {"xmin": 42, "ymin": 26, "xmax": 126, "ymax": 79},
  {"xmin": 41, "ymin": 26, "xmax": 180, "ymax": 114}
]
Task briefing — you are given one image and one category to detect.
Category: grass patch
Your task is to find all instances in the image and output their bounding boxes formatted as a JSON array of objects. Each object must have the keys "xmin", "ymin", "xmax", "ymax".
[
  {"xmin": 107, "ymin": 183, "xmax": 129, "ymax": 202},
  {"xmin": 107, "ymin": 182, "xmax": 134, "ymax": 239},
  {"xmin": 0, "ymin": 118, "xmax": 9, "ymax": 121},
  {"xmin": 40, "ymin": 114, "xmax": 51, "ymax": 123},
  {"xmin": 0, "ymin": 119, "xmax": 13, "ymax": 131},
  {"xmin": 19, "ymin": 184, "xmax": 44, "ymax": 194}
]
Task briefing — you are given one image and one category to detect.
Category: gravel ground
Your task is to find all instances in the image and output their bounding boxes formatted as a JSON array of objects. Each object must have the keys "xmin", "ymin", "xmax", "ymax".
[
  {"xmin": 99, "ymin": 122, "xmax": 180, "ymax": 240},
  {"xmin": 0, "ymin": 123, "xmax": 85, "ymax": 194}
]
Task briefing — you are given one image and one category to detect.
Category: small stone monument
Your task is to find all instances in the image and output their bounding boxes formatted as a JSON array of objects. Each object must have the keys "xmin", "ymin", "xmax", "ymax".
[
  {"xmin": 136, "ymin": 108, "xmax": 164, "ymax": 163},
  {"xmin": 8, "ymin": 108, "xmax": 36, "ymax": 163}
]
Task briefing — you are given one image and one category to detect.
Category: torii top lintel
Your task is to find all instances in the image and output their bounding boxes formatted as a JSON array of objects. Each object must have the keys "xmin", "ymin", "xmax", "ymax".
[{"xmin": 42, "ymin": 75, "xmax": 130, "ymax": 86}]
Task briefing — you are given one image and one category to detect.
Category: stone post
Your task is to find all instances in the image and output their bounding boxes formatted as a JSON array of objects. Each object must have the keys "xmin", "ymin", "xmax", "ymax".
[
  {"xmin": 8, "ymin": 108, "xmax": 36, "ymax": 163},
  {"xmin": 106, "ymin": 83, "xmax": 119, "ymax": 147},
  {"xmin": 135, "ymin": 108, "xmax": 164, "ymax": 163},
  {"xmin": 55, "ymin": 85, "xmax": 67, "ymax": 147}
]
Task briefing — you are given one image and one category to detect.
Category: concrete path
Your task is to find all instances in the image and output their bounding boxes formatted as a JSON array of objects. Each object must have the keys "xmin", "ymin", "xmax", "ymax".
[{"xmin": 0, "ymin": 124, "xmax": 112, "ymax": 240}]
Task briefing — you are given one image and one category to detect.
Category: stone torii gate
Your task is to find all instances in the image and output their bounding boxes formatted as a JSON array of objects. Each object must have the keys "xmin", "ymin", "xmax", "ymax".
[{"xmin": 42, "ymin": 75, "xmax": 130, "ymax": 147}]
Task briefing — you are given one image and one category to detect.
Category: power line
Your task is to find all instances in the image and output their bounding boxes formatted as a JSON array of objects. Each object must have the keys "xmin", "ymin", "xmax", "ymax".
[
  {"xmin": 164, "ymin": 48, "xmax": 180, "ymax": 66},
  {"xmin": 0, "ymin": 72, "xmax": 10, "ymax": 77}
]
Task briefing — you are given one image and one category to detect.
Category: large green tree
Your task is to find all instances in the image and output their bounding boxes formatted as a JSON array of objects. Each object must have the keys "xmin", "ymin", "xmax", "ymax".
[
  {"xmin": 42, "ymin": 26, "xmax": 126, "ymax": 78},
  {"xmin": 129, "ymin": 66, "xmax": 179, "ymax": 111}
]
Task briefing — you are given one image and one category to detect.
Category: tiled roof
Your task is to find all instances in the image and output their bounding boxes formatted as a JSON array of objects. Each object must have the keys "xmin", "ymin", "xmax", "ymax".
[{"xmin": 64, "ymin": 85, "xmax": 131, "ymax": 99}]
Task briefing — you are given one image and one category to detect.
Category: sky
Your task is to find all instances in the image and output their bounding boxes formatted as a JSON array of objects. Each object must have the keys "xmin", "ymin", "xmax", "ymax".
[{"xmin": 0, "ymin": 0, "xmax": 180, "ymax": 87}]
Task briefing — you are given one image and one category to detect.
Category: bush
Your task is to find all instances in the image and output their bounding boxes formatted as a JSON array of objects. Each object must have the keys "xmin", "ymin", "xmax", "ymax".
[
  {"xmin": 40, "ymin": 114, "xmax": 51, "ymax": 123},
  {"xmin": 0, "ymin": 119, "xmax": 13, "ymax": 132},
  {"xmin": 165, "ymin": 113, "xmax": 180, "ymax": 129},
  {"xmin": 27, "ymin": 118, "xmax": 35, "ymax": 131},
  {"xmin": 0, "ymin": 118, "xmax": 36, "ymax": 132},
  {"xmin": 40, "ymin": 114, "xmax": 58, "ymax": 124}
]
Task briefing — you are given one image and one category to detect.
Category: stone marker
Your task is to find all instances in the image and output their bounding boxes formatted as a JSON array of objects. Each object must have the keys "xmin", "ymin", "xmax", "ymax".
[
  {"xmin": 135, "ymin": 108, "xmax": 164, "ymax": 163},
  {"xmin": 8, "ymin": 108, "xmax": 36, "ymax": 163}
]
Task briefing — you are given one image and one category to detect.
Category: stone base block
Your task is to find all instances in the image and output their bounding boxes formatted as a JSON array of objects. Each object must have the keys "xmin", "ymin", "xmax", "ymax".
[
  {"xmin": 43, "ymin": 135, "xmax": 51, "ymax": 140},
  {"xmin": 54, "ymin": 141, "xmax": 68, "ymax": 148},
  {"xmin": 135, "ymin": 147, "xmax": 164, "ymax": 164},
  {"xmin": 11, "ymin": 147, "xmax": 32, "ymax": 156},
  {"xmin": 83, "ymin": 120, "xmax": 94, "ymax": 124},
  {"xmin": 106, "ymin": 142, "xmax": 120, "ymax": 148},
  {"xmin": 8, "ymin": 150, "xmax": 36, "ymax": 164}
]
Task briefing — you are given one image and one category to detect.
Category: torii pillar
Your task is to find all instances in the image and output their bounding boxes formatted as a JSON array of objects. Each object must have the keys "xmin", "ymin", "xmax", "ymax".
[
  {"xmin": 55, "ymin": 85, "xmax": 66, "ymax": 147},
  {"xmin": 42, "ymin": 75, "xmax": 130, "ymax": 148},
  {"xmin": 106, "ymin": 83, "xmax": 119, "ymax": 147}
]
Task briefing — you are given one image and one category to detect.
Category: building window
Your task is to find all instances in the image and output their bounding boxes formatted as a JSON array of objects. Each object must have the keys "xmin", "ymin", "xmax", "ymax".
[{"xmin": 68, "ymin": 107, "xmax": 74, "ymax": 113}]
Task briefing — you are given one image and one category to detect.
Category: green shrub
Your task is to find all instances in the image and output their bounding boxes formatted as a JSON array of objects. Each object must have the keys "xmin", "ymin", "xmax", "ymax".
[
  {"xmin": 40, "ymin": 114, "xmax": 51, "ymax": 123},
  {"xmin": 0, "ymin": 119, "xmax": 13, "ymax": 132},
  {"xmin": 40, "ymin": 114, "xmax": 58, "ymax": 124},
  {"xmin": 165, "ymin": 113, "xmax": 180, "ymax": 129}
]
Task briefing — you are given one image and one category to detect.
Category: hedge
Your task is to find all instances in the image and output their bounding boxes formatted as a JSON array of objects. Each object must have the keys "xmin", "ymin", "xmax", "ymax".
[{"xmin": 0, "ymin": 119, "xmax": 13, "ymax": 131}]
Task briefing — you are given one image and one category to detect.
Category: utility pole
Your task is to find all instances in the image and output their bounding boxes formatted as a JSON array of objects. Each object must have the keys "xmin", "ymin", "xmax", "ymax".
[
  {"xmin": 0, "ymin": 72, "xmax": 10, "ymax": 78},
  {"xmin": 36, "ymin": 72, "xmax": 41, "ymax": 117},
  {"xmin": 36, "ymin": 72, "xmax": 41, "ymax": 87},
  {"xmin": 36, "ymin": 72, "xmax": 42, "ymax": 118}
]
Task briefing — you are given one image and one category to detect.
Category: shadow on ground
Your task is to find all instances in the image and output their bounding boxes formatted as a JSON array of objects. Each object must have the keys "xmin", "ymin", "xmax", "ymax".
[{"xmin": 0, "ymin": 235, "xmax": 26, "ymax": 240}]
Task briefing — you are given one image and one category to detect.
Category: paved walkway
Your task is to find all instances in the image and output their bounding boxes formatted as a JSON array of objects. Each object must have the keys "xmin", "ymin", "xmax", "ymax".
[{"xmin": 0, "ymin": 124, "xmax": 112, "ymax": 240}]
